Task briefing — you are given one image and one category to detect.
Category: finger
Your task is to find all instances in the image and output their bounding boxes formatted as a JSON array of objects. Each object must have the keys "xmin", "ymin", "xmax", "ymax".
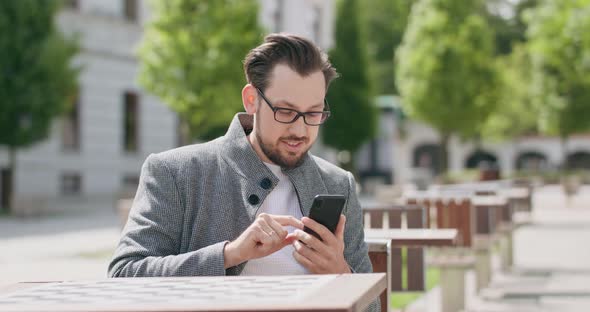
[
  {"xmin": 292, "ymin": 249, "xmax": 316, "ymax": 273},
  {"xmin": 261, "ymin": 214, "xmax": 288, "ymax": 238},
  {"xmin": 291, "ymin": 229, "xmax": 323, "ymax": 253},
  {"xmin": 301, "ymin": 217, "xmax": 337, "ymax": 245},
  {"xmin": 335, "ymin": 214, "xmax": 346, "ymax": 242},
  {"xmin": 256, "ymin": 219, "xmax": 275, "ymax": 237},
  {"xmin": 256, "ymin": 218, "xmax": 284, "ymax": 246},
  {"xmin": 284, "ymin": 232, "xmax": 298, "ymax": 244},
  {"xmin": 293, "ymin": 240, "xmax": 324, "ymax": 267},
  {"xmin": 272, "ymin": 215, "xmax": 304, "ymax": 229},
  {"xmin": 253, "ymin": 227, "xmax": 273, "ymax": 246}
]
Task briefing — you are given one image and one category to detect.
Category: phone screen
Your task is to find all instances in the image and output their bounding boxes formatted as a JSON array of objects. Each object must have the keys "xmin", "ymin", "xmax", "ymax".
[{"xmin": 304, "ymin": 194, "xmax": 346, "ymax": 241}]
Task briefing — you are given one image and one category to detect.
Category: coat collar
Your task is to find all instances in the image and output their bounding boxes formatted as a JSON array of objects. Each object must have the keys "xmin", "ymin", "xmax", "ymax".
[{"xmin": 220, "ymin": 113, "xmax": 328, "ymax": 217}]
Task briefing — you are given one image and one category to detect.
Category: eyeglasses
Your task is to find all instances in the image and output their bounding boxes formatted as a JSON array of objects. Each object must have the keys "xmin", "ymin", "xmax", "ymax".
[{"xmin": 256, "ymin": 88, "xmax": 331, "ymax": 126}]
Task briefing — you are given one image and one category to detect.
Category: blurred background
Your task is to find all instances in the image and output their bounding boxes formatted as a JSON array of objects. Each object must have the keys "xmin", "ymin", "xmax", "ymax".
[{"xmin": 1, "ymin": 0, "xmax": 589, "ymax": 310}]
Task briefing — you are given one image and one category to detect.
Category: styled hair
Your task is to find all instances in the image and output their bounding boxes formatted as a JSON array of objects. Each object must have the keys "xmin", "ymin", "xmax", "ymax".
[{"xmin": 243, "ymin": 33, "xmax": 339, "ymax": 92}]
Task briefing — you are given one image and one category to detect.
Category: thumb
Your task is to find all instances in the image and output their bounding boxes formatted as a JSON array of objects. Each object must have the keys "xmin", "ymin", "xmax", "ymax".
[
  {"xmin": 335, "ymin": 214, "xmax": 346, "ymax": 241},
  {"xmin": 283, "ymin": 233, "xmax": 298, "ymax": 246}
]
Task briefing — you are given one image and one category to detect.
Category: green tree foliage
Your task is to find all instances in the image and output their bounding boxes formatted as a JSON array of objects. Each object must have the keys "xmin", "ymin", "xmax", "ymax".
[
  {"xmin": 138, "ymin": 0, "xmax": 263, "ymax": 141},
  {"xmin": 0, "ymin": 0, "xmax": 79, "ymax": 211},
  {"xmin": 484, "ymin": 0, "xmax": 537, "ymax": 55},
  {"xmin": 395, "ymin": 0, "xmax": 499, "ymax": 173},
  {"xmin": 361, "ymin": 0, "xmax": 413, "ymax": 95},
  {"xmin": 526, "ymin": 0, "xmax": 590, "ymax": 140},
  {"xmin": 481, "ymin": 0, "xmax": 540, "ymax": 142},
  {"xmin": 482, "ymin": 44, "xmax": 538, "ymax": 140},
  {"xmin": 323, "ymin": 0, "xmax": 377, "ymax": 173}
]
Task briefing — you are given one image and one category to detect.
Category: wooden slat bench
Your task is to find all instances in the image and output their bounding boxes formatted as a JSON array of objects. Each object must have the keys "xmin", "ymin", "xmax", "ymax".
[
  {"xmin": 362, "ymin": 203, "xmax": 459, "ymax": 312},
  {"xmin": 403, "ymin": 193, "xmax": 477, "ymax": 312}
]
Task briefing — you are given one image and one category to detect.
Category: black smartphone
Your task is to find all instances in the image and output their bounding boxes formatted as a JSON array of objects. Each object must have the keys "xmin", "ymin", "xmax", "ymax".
[{"xmin": 304, "ymin": 194, "xmax": 346, "ymax": 241}]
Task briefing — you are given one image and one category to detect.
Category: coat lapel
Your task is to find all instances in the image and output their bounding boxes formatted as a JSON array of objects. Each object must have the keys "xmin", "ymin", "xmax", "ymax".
[
  {"xmin": 283, "ymin": 155, "xmax": 329, "ymax": 217},
  {"xmin": 219, "ymin": 113, "xmax": 329, "ymax": 219}
]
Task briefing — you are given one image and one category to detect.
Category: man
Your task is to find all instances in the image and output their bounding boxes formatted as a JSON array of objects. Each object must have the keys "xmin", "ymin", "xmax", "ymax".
[{"xmin": 108, "ymin": 33, "xmax": 377, "ymax": 310}]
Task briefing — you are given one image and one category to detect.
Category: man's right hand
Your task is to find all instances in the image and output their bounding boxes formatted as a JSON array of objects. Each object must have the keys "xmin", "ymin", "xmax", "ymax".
[{"xmin": 223, "ymin": 213, "xmax": 304, "ymax": 269}]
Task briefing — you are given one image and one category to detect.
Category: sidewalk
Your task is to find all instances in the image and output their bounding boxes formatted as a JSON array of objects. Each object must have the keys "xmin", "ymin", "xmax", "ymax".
[
  {"xmin": 0, "ymin": 200, "xmax": 121, "ymax": 284},
  {"xmin": 405, "ymin": 185, "xmax": 590, "ymax": 312}
]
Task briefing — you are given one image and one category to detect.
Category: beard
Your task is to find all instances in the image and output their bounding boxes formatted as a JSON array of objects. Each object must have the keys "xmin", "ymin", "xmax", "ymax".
[{"xmin": 255, "ymin": 117, "xmax": 310, "ymax": 170}]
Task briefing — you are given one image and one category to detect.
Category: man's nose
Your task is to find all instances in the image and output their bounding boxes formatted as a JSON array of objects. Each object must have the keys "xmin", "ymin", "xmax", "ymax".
[{"xmin": 288, "ymin": 115, "xmax": 307, "ymax": 136}]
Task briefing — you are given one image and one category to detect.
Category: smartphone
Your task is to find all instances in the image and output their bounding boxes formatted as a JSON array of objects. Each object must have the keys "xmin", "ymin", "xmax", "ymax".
[{"xmin": 304, "ymin": 194, "xmax": 346, "ymax": 241}]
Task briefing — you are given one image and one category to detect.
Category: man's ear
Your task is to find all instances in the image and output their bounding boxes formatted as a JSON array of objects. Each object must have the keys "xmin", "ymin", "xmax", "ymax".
[{"xmin": 242, "ymin": 84, "xmax": 258, "ymax": 115}]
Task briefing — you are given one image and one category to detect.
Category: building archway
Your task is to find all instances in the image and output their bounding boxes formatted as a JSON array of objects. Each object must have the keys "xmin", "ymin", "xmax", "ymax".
[
  {"xmin": 566, "ymin": 151, "xmax": 590, "ymax": 170},
  {"xmin": 515, "ymin": 151, "xmax": 548, "ymax": 171},
  {"xmin": 465, "ymin": 149, "xmax": 499, "ymax": 169},
  {"xmin": 413, "ymin": 143, "xmax": 442, "ymax": 175}
]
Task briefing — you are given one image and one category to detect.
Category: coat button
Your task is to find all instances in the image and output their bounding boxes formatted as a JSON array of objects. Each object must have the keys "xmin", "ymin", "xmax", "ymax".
[
  {"xmin": 260, "ymin": 178, "xmax": 272, "ymax": 190},
  {"xmin": 248, "ymin": 194, "xmax": 260, "ymax": 205}
]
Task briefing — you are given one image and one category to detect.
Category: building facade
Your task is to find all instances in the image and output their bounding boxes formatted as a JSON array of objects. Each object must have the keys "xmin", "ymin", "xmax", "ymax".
[
  {"xmin": 0, "ymin": 0, "xmax": 335, "ymax": 215},
  {"xmin": 355, "ymin": 95, "xmax": 590, "ymax": 190}
]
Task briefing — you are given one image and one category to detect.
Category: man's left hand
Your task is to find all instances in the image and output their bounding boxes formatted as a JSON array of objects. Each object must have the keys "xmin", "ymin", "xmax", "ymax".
[{"xmin": 288, "ymin": 214, "xmax": 351, "ymax": 274}]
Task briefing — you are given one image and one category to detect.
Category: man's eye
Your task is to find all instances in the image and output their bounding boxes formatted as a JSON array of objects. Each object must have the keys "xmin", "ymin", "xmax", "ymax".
[{"xmin": 277, "ymin": 110, "xmax": 296, "ymax": 117}]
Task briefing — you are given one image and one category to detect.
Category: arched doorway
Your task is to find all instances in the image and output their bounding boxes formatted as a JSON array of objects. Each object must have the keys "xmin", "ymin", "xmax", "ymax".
[
  {"xmin": 413, "ymin": 143, "xmax": 442, "ymax": 175},
  {"xmin": 566, "ymin": 151, "xmax": 590, "ymax": 170},
  {"xmin": 465, "ymin": 150, "xmax": 499, "ymax": 169},
  {"xmin": 515, "ymin": 151, "xmax": 548, "ymax": 171}
]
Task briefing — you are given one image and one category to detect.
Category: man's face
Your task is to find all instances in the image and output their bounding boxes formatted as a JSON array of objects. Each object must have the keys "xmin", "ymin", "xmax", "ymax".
[{"xmin": 252, "ymin": 64, "xmax": 326, "ymax": 169}]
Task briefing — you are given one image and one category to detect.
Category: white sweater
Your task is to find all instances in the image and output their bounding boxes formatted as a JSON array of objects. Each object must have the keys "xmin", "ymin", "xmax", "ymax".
[{"xmin": 240, "ymin": 162, "xmax": 309, "ymax": 275}]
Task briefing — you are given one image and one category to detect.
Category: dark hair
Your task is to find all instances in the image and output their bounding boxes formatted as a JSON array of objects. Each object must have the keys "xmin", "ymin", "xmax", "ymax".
[{"xmin": 243, "ymin": 33, "xmax": 339, "ymax": 92}]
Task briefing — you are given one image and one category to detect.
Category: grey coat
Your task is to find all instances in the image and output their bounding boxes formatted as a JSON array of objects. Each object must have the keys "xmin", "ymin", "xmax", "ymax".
[{"xmin": 108, "ymin": 114, "xmax": 376, "ymax": 308}]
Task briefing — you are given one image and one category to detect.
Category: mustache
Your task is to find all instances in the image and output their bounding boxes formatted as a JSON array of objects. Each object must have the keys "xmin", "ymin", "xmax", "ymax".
[{"xmin": 280, "ymin": 136, "xmax": 308, "ymax": 143}]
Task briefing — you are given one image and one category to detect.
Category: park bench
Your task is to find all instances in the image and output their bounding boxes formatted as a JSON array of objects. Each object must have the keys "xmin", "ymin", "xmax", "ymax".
[
  {"xmin": 402, "ymin": 191, "xmax": 479, "ymax": 312},
  {"xmin": 435, "ymin": 181, "xmax": 534, "ymax": 272},
  {"xmin": 362, "ymin": 203, "xmax": 459, "ymax": 312}
]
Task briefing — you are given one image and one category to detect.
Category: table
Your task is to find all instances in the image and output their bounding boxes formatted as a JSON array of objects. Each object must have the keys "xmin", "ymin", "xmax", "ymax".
[
  {"xmin": 364, "ymin": 228, "xmax": 458, "ymax": 312},
  {"xmin": 0, "ymin": 274, "xmax": 386, "ymax": 312},
  {"xmin": 364, "ymin": 228, "xmax": 458, "ymax": 247}
]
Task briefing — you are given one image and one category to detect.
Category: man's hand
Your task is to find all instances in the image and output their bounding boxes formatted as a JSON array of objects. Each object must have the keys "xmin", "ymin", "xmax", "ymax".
[
  {"xmin": 290, "ymin": 214, "xmax": 351, "ymax": 274},
  {"xmin": 224, "ymin": 213, "xmax": 304, "ymax": 269}
]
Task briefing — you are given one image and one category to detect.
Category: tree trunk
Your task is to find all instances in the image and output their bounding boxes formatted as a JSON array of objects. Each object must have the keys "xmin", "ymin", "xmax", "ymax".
[
  {"xmin": 7, "ymin": 146, "xmax": 16, "ymax": 213},
  {"xmin": 560, "ymin": 136, "xmax": 568, "ymax": 171},
  {"xmin": 439, "ymin": 133, "xmax": 450, "ymax": 176},
  {"xmin": 177, "ymin": 116, "xmax": 191, "ymax": 147},
  {"xmin": 341, "ymin": 151, "xmax": 358, "ymax": 179}
]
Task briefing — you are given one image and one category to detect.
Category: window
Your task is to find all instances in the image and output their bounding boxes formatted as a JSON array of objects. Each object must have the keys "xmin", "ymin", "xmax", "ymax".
[
  {"xmin": 312, "ymin": 6, "xmax": 322, "ymax": 44},
  {"xmin": 273, "ymin": 0, "xmax": 284, "ymax": 32},
  {"xmin": 121, "ymin": 175, "xmax": 140, "ymax": 197},
  {"xmin": 62, "ymin": 92, "xmax": 80, "ymax": 151},
  {"xmin": 1, "ymin": 168, "xmax": 11, "ymax": 211},
  {"xmin": 123, "ymin": 0, "xmax": 138, "ymax": 22},
  {"xmin": 61, "ymin": 173, "xmax": 82, "ymax": 196},
  {"xmin": 123, "ymin": 91, "xmax": 139, "ymax": 153}
]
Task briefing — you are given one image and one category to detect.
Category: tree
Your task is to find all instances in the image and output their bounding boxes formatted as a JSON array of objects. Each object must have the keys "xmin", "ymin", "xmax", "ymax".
[
  {"xmin": 138, "ymin": 0, "xmax": 263, "ymax": 142},
  {"xmin": 361, "ymin": 0, "xmax": 413, "ymax": 95},
  {"xmin": 484, "ymin": 0, "xmax": 538, "ymax": 55},
  {"xmin": 481, "ymin": 0, "xmax": 540, "ymax": 142},
  {"xmin": 395, "ymin": 0, "xmax": 499, "ymax": 174},
  {"xmin": 323, "ymin": 0, "xmax": 377, "ymax": 174},
  {"xmin": 526, "ymin": 0, "xmax": 590, "ymax": 169},
  {"xmin": 0, "ymin": 0, "xmax": 79, "ymax": 212},
  {"xmin": 482, "ymin": 44, "xmax": 538, "ymax": 141}
]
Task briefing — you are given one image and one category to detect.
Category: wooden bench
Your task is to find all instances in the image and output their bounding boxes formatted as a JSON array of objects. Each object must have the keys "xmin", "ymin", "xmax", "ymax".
[
  {"xmin": 403, "ymin": 193, "xmax": 477, "ymax": 312},
  {"xmin": 471, "ymin": 195, "xmax": 509, "ymax": 290},
  {"xmin": 362, "ymin": 203, "xmax": 459, "ymax": 312},
  {"xmin": 433, "ymin": 182, "xmax": 530, "ymax": 274},
  {"xmin": 422, "ymin": 188, "xmax": 511, "ymax": 290},
  {"xmin": 438, "ymin": 182, "xmax": 533, "ymax": 274}
]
